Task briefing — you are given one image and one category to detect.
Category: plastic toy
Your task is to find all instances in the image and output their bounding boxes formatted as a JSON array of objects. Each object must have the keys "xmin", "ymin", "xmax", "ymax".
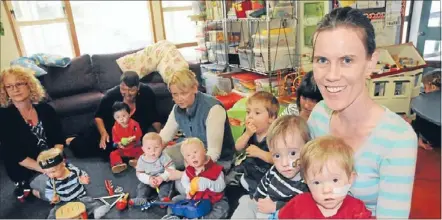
[
  {"xmin": 137, "ymin": 199, "xmax": 212, "ymax": 219},
  {"xmin": 104, "ymin": 180, "xmax": 114, "ymax": 196},
  {"xmin": 116, "ymin": 193, "xmax": 130, "ymax": 211}
]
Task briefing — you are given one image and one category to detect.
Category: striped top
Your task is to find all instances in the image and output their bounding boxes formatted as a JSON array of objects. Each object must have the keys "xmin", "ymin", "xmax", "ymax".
[
  {"xmin": 44, "ymin": 163, "xmax": 87, "ymax": 202},
  {"xmin": 307, "ymin": 101, "xmax": 418, "ymax": 218},
  {"xmin": 253, "ymin": 166, "xmax": 309, "ymax": 210}
]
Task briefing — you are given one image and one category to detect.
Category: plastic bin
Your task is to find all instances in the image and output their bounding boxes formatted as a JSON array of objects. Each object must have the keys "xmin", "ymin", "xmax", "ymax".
[
  {"xmin": 202, "ymin": 72, "xmax": 232, "ymax": 96},
  {"xmin": 238, "ymin": 48, "xmax": 254, "ymax": 69},
  {"xmin": 255, "ymin": 78, "xmax": 281, "ymax": 96},
  {"xmin": 253, "ymin": 47, "xmax": 296, "ymax": 72},
  {"xmin": 231, "ymin": 72, "xmax": 267, "ymax": 94},
  {"xmin": 252, "ymin": 28, "xmax": 295, "ymax": 48}
]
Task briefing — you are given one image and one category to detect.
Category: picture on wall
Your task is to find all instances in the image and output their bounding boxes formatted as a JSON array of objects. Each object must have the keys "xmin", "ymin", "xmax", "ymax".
[
  {"xmin": 304, "ymin": 2, "xmax": 325, "ymax": 18},
  {"xmin": 304, "ymin": 25, "xmax": 317, "ymax": 47}
]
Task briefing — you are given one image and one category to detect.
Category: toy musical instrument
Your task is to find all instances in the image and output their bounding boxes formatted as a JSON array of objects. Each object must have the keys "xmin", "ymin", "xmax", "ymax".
[
  {"xmin": 55, "ymin": 202, "xmax": 88, "ymax": 219},
  {"xmin": 116, "ymin": 193, "xmax": 129, "ymax": 211},
  {"xmin": 138, "ymin": 199, "xmax": 212, "ymax": 219}
]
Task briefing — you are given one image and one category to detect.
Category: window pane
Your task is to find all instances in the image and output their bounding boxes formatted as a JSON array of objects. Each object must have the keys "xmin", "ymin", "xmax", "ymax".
[
  {"xmin": 164, "ymin": 10, "xmax": 196, "ymax": 44},
  {"xmin": 70, "ymin": 1, "xmax": 153, "ymax": 54},
  {"xmin": 423, "ymin": 40, "xmax": 441, "ymax": 61},
  {"xmin": 405, "ymin": 0, "xmax": 411, "ymax": 17},
  {"xmin": 374, "ymin": 82, "xmax": 386, "ymax": 96},
  {"xmin": 20, "ymin": 23, "xmax": 73, "ymax": 57},
  {"xmin": 178, "ymin": 46, "xmax": 197, "ymax": 62},
  {"xmin": 402, "ymin": 21, "xmax": 408, "ymax": 43},
  {"xmin": 162, "ymin": 1, "xmax": 193, "ymax": 8},
  {"xmin": 11, "ymin": 1, "xmax": 65, "ymax": 21},
  {"xmin": 428, "ymin": 1, "xmax": 441, "ymax": 27}
]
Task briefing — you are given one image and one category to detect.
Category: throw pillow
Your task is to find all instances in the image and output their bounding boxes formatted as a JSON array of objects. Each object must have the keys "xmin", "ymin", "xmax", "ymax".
[
  {"xmin": 116, "ymin": 40, "xmax": 189, "ymax": 83},
  {"xmin": 10, "ymin": 57, "xmax": 48, "ymax": 77},
  {"xmin": 116, "ymin": 46, "xmax": 158, "ymax": 79}
]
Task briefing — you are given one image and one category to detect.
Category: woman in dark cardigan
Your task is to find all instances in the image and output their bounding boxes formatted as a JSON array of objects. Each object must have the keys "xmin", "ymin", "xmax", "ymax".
[{"xmin": 0, "ymin": 66, "xmax": 64, "ymax": 202}]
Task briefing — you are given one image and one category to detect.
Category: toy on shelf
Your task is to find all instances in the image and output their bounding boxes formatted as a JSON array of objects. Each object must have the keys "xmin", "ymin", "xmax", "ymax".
[
  {"xmin": 367, "ymin": 43, "xmax": 427, "ymax": 115},
  {"xmin": 136, "ymin": 199, "xmax": 212, "ymax": 219}
]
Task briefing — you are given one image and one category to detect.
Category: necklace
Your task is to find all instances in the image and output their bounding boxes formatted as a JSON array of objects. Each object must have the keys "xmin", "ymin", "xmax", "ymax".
[{"xmin": 21, "ymin": 106, "xmax": 34, "ymax": 126}]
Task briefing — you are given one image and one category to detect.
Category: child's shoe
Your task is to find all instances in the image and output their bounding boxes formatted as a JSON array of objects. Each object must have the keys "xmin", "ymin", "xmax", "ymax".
[
  {"xmin": 111, "ymin": 163, "xmax": 127, "ymax": 174},
  {"xmin": 14, "ymin": 182, "xmax": 25, "ymax": 203},
  {"xmin": 129, "ymin": 159, "xmax": 138, "ymax": 168},
  {"xmin": 22, "ymin": 181, "xmax": 31, "ymax": 198}
]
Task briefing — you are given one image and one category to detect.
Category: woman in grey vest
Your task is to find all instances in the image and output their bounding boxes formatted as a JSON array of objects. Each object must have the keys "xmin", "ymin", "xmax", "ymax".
[{"xmin": 160, "ymin": 69, "xmax": 235, "ymax": 177}]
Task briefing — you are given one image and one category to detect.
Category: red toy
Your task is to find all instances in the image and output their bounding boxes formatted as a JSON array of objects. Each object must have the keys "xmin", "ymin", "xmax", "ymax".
[
  {"xmin": 105, "ymin": 180, "xmax": 114, "ymax": 196},
  {"xmin": 116, "ymin": 193, "xmax": 129, "ymax": 211}
]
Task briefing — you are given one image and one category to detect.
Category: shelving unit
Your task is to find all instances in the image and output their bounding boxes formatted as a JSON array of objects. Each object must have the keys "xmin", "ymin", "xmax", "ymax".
[{"xmin": 202, "ymin": 0, "xmax": 302, "ymax": 95}]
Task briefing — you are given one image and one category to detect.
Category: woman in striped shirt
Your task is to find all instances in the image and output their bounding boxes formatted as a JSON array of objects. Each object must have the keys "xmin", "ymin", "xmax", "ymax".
[{"xmin": 307, "ymin": 7, "xmax": 417, "ymax": 219}]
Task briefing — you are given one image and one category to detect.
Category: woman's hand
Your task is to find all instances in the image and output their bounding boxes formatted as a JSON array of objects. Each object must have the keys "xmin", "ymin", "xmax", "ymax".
[
  {"xmin": 166, "ymin": 168, "xmax": 183, "ymax": 181},
  {"xmin": 257, "ymin": 197, "xmax": 276, "ymax": 214},
  {"xmin": 99, "ymin": 132, "xmax": 110, "ymax": 149}
]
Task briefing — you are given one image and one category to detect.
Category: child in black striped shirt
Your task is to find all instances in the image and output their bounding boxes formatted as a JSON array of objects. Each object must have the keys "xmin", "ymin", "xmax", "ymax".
[
  {"xmin": 231, "ymin": 115, "xmax": 311, "ymax": 219},
  {"xmin": 36, "ymin": 148, "xmax": 108, "ymax": 219}
]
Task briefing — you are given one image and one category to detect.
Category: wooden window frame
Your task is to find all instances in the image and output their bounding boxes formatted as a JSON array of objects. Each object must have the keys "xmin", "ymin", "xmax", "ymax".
[
  {"xmin": 3, "ymin": 0, "xmax": 80, "ymax": 57},
  {"xmin": 160, "ymin": 1, "xmax": 197, "ymax": 48},
  {"xmin": 4, "ymin": 0, "xmax": 157, "ymax": 57}
]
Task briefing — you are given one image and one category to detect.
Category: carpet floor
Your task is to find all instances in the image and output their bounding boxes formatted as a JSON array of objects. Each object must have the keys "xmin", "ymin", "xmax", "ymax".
[{"xmin": 0, "ymin": 148, "xmax": 440, "ymax": 219}]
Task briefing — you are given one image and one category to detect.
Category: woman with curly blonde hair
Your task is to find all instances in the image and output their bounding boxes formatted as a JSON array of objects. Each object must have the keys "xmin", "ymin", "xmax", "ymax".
[{"xmin": 0, "ymin": 66, "xmax": 65, "ymax": 203}]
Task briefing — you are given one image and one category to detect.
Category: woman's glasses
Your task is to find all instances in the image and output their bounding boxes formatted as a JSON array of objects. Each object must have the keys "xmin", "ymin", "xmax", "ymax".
[{"xmin": 4, "ymin": 82, "xmax": 27, "ymax": 90}]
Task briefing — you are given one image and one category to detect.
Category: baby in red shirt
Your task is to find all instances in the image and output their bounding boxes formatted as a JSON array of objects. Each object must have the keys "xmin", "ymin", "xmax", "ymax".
[
  {"xmin": 109, "ymin": 101, "xmax": 143, "ymax": 174},
  {"xmin": 278, "ymin": 136, "xmax": 372, "ymax": 219}
]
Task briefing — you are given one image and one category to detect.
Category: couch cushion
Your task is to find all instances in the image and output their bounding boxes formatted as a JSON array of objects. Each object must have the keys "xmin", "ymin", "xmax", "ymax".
[
  {"xmin": 49, "ymin": 91, "xmax": 104, "ymax": 117},
  {"xmin": 92, "ymin": 49, "xmax": 142, "ymax": 92},
  {"xmin": 38, "ymin": 54, "xmax": 96, "ymax": 99},
  {"xmin": 140, "ymin": 72, "xmax": 164, "ymax": 84}
]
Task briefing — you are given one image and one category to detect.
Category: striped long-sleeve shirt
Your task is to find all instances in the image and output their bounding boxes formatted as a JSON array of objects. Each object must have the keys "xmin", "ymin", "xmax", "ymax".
[
  {"xmin": 253, "ymin": 166, "xmax": 309, "ymax": 210},
  {"xmin": 44, "ymin": 163, "xmax": 87, "ymax": 202},
  {"xmin": 307, "ymin": 101, "xmax": 418, "ymax": 218}
]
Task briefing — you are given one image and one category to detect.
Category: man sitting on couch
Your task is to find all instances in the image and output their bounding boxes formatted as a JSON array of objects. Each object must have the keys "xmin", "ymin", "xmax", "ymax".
[{"xmin": 68, "ymin": 71, "xmax": 162, "ymax": 160}]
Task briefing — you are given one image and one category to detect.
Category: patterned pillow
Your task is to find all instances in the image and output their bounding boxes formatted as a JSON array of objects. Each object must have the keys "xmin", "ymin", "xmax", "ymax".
[
  {"xmin": 116, "ymin": 40, "xmax": 189, "ymax": 83},
  {"xmin": 31, "ymin": 53, "xmax": 71, "ymax": 68},
  {"xmin": 10, "ymin": 57, "xmax": 48, "ymax": 77}
]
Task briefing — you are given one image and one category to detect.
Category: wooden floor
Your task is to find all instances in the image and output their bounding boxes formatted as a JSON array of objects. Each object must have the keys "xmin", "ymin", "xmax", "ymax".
[{"xmin": 410, "ymin": 148, "xmax": 441, "ymax": 219}]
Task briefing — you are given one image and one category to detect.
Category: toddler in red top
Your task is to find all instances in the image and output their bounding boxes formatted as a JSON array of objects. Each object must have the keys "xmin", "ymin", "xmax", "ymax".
[
  {"xmin": 109, "ymin": 101, "xmax": 143, "ymax": 174},
  {"xmin": 163, "ymin": 137, "xmax": 229, "ymax": 219},
  {"xmin": 278, "ymin": 136, "xmax": 372, "ymax": 219}
]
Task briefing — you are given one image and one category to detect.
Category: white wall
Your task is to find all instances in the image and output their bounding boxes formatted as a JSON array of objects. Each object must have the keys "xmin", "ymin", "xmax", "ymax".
[{"xmin": 1, "ymin": 3, "xmax": 20, "ymax": 70}]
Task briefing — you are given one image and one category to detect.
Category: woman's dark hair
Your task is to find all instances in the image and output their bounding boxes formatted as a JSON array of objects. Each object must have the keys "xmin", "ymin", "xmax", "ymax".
[
  {"xmin": 120, "ymin": 71, "xmax": 140, "ymax": 87},
  {"xmin": 296, "ymin": 71, "xmax": 323, "ymax": 108},
  {"xmin": 313, "ymin": 7, "xmax": 376, "ymax": 56},
  {"xmin": 422, "ymin": 69, "xmax": 441, "ymax": 88},
  {"xmin": 112, "ymin": 101, "xmax": 131, "ymax": 115}
]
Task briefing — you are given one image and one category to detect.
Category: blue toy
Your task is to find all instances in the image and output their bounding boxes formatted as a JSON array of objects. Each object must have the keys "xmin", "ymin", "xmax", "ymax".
[{"xmin": 138, "ymin": 199, "xmax": 212, "ymax": 219}]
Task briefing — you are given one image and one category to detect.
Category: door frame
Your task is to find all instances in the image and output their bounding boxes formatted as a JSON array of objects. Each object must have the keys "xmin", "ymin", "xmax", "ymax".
[{"xmin": 409, "ymin": 0, "xmax": 441, "ymax": 58}]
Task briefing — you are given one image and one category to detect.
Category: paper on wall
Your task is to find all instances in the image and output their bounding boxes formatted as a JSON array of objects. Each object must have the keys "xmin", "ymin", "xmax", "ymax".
[
  {"xmin": 356, "ymin": 1, "xmax": 370, "ymax": 9},
  {"xmin": 368, "ymin": 0, "xmax": 386, "ymax": 9}
]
